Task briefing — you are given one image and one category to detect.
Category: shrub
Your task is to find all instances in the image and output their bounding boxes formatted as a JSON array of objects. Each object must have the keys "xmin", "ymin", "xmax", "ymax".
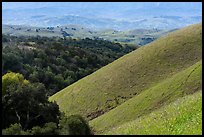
[
  {"xmin": 59, "ymin": 114, "xmax": 92, "ymax": 135},
  {"xmin": 31, "ymin": 122, "xmax": 58, "ymax": 135},
  {"xmin": 2, "ymin": 123, "xmax": 31, "ymax": 135}
]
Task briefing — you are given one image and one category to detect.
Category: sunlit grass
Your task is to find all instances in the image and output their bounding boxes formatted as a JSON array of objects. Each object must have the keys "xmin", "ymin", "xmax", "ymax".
[
  {"xmin": 105, "ymin": 91, "xmax": 202, "ymax": 135},
  {"xmin": 90, "ymin": 61, "xmax": 202, "ymax": 134},
  {"xmin": 49, "ymin": 23, "xmax": 202, "ymax": 135}
]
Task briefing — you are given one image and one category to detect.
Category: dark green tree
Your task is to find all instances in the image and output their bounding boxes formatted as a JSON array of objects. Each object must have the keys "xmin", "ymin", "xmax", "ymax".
[{"xmin": 2, "ymin": 72, "xmax": 60, "ymax": 130}]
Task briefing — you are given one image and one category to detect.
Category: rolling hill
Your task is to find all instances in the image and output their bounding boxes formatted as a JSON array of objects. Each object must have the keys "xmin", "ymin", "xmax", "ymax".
[
  {"xmin": 49, "ymin": 23, "xmax": 202, "ymax": 134},
  {"xmin": 3, "ymin": 3, "xmax": 202, "ymax": 30}
]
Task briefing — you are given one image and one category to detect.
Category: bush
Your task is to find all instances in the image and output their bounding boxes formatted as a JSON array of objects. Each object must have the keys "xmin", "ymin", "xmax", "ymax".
[
  {"xmin": 2, "ymin": 123, "xmax": 31, "ymax": 135},
  {"xmin": 59, "ymin": 114, "xmax": 92, "ymax": 135},
  {"xmin": 30, "ymin": 122, "xmax": 58, "ymax": 135},
  {"xmin": 2, "ymin": 122, "xmax": 58, "ymax": 135}
]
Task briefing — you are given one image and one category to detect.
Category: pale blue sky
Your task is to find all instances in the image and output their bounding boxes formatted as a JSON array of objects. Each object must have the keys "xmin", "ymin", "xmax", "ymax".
[{"xmin": 2, "ymin": 2, "xmax": 202, "ymax": 11}]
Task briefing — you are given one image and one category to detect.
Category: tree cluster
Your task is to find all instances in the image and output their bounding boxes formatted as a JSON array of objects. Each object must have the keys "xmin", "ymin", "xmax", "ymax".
[
  {"xmin": 2, "ymin": 34, "xmax": 136, "ymax": 96},
  {"xmin": 2, "ymin": 72, "xmax": 92, "ymax": 135}
]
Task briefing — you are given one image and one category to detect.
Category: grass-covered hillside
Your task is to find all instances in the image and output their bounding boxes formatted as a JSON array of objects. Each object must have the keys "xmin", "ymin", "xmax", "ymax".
[
  {"xmin": 105, "ymin": 90, "xmax": 202, "ymax": 135},
  {"xmin": 90, "ymin": 60, "xmax": 202, "ymax": 134},
  {"xmin": 50, "ymin": 23, "xmax": 202, "ymax": 123}
]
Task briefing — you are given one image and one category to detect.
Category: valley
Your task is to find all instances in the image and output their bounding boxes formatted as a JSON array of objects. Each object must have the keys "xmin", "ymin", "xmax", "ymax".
[
  {"xmin": 2, "ymin": 2, "xmax": 202, "ymax": 135},
  {"xmin": 2, "ymin": 24, "xmax": 173, "ymax": 46}
]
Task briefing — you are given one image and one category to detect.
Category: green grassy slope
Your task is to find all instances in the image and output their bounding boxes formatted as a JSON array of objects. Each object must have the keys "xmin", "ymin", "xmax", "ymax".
[
  {"xmin": 49, "ymin": 23, "xmax": 202, "ymax": 121},
  {"xmin": 105, "ymin": 90, "xmax": 202, "ymax": 135},
  {"xmin": 90, "ymin": 60, "xmax": 202, "ymax": 133}
]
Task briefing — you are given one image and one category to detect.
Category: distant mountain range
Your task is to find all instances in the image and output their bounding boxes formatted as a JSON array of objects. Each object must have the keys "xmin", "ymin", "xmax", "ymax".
[{"xmin": 2, "ymin": 2, "xmax": 202, "ymax": 30}]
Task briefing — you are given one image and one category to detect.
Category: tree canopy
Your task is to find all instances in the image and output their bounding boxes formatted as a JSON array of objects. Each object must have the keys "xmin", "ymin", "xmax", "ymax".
[{"xmin": 2, "ymin": 72, "xmax": 29, "ymax": 95}]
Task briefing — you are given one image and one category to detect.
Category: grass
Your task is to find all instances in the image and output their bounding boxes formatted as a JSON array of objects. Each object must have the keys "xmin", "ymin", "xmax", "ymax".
[
  {"xmin": 105, "ymin": 90, "xmax": 202, "ymax": 135},
  {"xmin": 49, "ymin": 23, "xmax": 202, "ymax": 122},
  {"xmin": 89, "ymin": 60, "xmax": 202, "ymax": 134}
]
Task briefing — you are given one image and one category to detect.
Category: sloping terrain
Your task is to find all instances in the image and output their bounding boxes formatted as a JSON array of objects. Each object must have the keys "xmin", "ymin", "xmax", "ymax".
[
  {"xmin": 90, "ymin": 60, "xmax": 202, "ymax": 133},
  {"xmin": 105, "ymin": 90, "xmax": 202, "ymax": 135},
  {"xmin": 50, "ymin": 23, "xmax": 202, "ymax": 123}
]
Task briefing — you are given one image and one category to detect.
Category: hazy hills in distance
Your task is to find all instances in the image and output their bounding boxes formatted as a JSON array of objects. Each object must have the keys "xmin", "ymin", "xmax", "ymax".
[{"xmin": 2, "ymin": 2, "xmax": 202, "ymax": 30}]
